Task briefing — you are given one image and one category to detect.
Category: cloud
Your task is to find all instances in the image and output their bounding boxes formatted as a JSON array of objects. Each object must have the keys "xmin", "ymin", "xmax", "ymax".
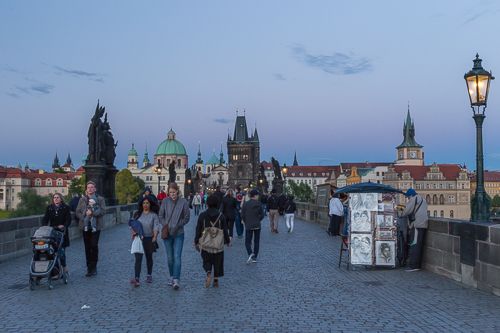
[
  {"xmin": 7, "ymin": 92, "xmax": 20, "ymax": 98},
  {"xmin": 274, "ymin": 73, "xmax": 286, "ymax": 81},
  {"xmin": 214, "ymin": 118, "xmax": 233, "ymax": 124},
  {"xmin": 53, "ymin": 66, "xmax": 105, "ymax": 82},
  {"xmin": 463, "ymin": 10, "xmax": 489, "ymax": 25},
  {"xmin": 489, "ymin": 153, "xmax": 500, "ymax": 158},
  {"xmin": 31, "ymin": 83, "xmax": 54, "ymax": 94},
  {"xmin": 291, "ymin": 45, "xmax": 373, "ymax": 75}
]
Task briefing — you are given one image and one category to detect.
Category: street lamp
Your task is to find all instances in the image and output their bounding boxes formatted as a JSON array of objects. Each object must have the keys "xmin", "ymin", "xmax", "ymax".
[
  {"xmin": 155, "ymin": 161, "xmax": 162, "ymax": 195},
  {"xmin": 464, "ymin": 54, "xmax": 494, "ymax": 222},
  {"xmin": 282, "ymin": 163, "xmax": 288, "ymax": 195}
]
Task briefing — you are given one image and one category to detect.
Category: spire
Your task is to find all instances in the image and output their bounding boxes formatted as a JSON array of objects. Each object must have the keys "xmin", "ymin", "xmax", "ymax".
[
  {"xmin": 227, "ymin": 129, "xmax": 231, "ymax": 142},
  {"xmin": 293, "ymin": 150, "xmax": 298, "ymax": 166},
  {"xmin": 397, "ymin": 105, "xmax": 423, "ymax": 148},
  {"xmin": 66, "ymin": 152, "xmax": 72, "ymax": 166},
  {"xmin": 196, "ymin": 142, "xmax": 203, "ymax": 163},
  {"xmin": 233, "ymin": 108, "xmax": 249, "ymax": 142},
  {"xmin": 253, "ymin": 123, "xmax": 260, "ymax": 142},
  {"xmin": 25, "ymin": 160, "xmax": 29, "ymax": 171},
  {"xmin": 143, "ymin": 142, "xmax": 150, "ymax": 164},
  {"xmin": 52, "ymin": 152, "xmax": 60, "ymax": 169},
  {"xmin": 220, "ymin": 142, "xmax": 225, "ymax": 165}
]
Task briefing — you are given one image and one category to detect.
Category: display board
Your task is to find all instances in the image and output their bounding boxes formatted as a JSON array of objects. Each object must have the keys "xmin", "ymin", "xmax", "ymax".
[{"xmin": 349, "ymin": 192, "xmax": 397, "ymax": 267}]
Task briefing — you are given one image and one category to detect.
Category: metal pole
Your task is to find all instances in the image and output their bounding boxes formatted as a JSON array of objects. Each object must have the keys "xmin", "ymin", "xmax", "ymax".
[
  {"xmin": 472, "ymin": 113, "xmax": 489, "ymax": 221},
  {"xmin": 158, "ymin": 174, "xmax": 161, "ymax": 195}
]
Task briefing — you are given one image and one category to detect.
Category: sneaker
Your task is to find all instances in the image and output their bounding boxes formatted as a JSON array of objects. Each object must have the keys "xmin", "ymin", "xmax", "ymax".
[
  {"xmin": 212, "ymin": 280, "xmax": 218, "ymax": 287},
  {"xmin": 130, "ymin": 278, "xmax": 140, "ymax": 287},
  {"xmin": 275, "ymin": 229, "xmax": 279, "ymax": 234},
  {"xmin": 205, "ymin": 273, "xmax": 213, "ymax": 288},
  {"xmin": 290, "ymin": 229, "xmax": 293, "ymax": 233},
  {"xmin": 252, "ymin": 258, "xmax": 258, "ymax": 263},
  {"xmin": 173, "ymin": 279, "xmax": 180, "ymax": 290},
  {"xmin": 271, "ymin": 229, "xmax": 274, "ymax": 233},
  {"xmin": 167, "ymin": 278, "xmax": 174, "ymax": 286},
  {"xmin": 325, "ymin": 229, "xmax": 333, "ymax": 236},
  {"xmin": 237, "ymin": 236, "xmax": 243, "ymax": 239},
  {"xmin": 247, "ymin": 253, "xmax": 254, "ymax": 265},
  {"xmin": 405, "ymin": 268, "xmax": 421, "ymax": 272},
  {"xmin": 84, "ymin": 226, "xmax": 88, "ymax": 232},
  {"xmin": 288, "ymin": 227, "xmax": 290, "ymax": 233},
  {"xmin": 146, "ymin": 275, "xmax": 153, "ymax": 283},
  {"xmin": 92, "ymin": 227, "xmax": 97, "ymax": 233}
]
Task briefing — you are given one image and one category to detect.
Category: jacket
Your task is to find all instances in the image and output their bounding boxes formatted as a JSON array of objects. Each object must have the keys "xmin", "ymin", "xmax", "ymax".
[
  {"xmin": 241, "ymin": 199, "xmax": 265, "ymax": 230},
  {"xmin": 75, "ymin": 194, "xmax": 107, "ymax": 230},
  {"xmin": 267, "ymin": 194, "xmax": 279, "ymax": 210},
  {"xmin": 214, "ymin": 190, "xmax": 224, "ymax": 209},
  {"xmin": 221, "ymin": 195, "xmax": 237, "ymax": 220},
  {"xmin": 128, "ymin": 219, "xmax": 144, "ymax": 237},
  {"xmin": 398, "ymin": 194, "xmax": 428, "ymax": 229},
  {"xmin": 192, "ymin": 194, "xmax": 201, "ymax": 205},
  {"xmin": 194, "ymin": 208, "xmax": 231, "ymax": 248},
  {"xmin": 284, "ymin": 201, "xmax": 296, "ymax": 214},
  {"xmin": 139, "ymin": 187, "xmax": 159, "ymax": 206},
  {"xmin": 42, "ymin": 203, "xmax": 72, "ymax": 247},
  {"xmin": 158, "ymin": 197, "xmax": 190, "ymax": 236}
]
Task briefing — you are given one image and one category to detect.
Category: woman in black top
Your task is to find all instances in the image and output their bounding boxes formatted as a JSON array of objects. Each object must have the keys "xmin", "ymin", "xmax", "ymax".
[
  {"xmin": 42, "ymin": 192, "xmax": 72, "ymax": 275},
  {"xmin": 221, "ymin": 189, "xmax": 238, "ymax": 240}
]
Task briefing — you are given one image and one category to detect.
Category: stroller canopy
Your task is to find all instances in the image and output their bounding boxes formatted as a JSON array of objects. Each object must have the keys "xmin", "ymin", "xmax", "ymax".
[{"xmin": 334, "ymin": 182, "xmax": 404, "ymax": 194}]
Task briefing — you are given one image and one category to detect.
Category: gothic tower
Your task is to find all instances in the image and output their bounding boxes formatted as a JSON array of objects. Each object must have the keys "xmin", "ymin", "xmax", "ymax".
[{"xmin": 396, "ymin": 107, "xmax": 424, "ymax": 166}]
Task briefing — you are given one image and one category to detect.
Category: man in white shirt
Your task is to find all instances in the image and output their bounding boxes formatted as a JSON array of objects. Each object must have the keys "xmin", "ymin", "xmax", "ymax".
[{"xmin": 327, "ymin": 193, "xmax": 343, "ymax": 236}]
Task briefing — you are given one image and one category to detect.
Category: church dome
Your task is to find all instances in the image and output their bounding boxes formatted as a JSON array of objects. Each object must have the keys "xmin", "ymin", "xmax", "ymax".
[
  {"xmin": 155, "ymin": 129, "xmax": 187, "ymax": 156},
  {"xmin": 207, "ymin": 151, "xmax": 220, "ymax": 165},
  {"xmin": 128, "ymin": 143, "xmax": 138, "ymax": 156}
]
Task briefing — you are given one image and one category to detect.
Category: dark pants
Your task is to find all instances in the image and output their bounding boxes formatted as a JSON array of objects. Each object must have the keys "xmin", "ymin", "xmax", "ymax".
[
  {"xmin": 329, "ymin": 215, "xmax": 342, "ymax": 236},
  {"xmin": 245, "ymin": 229, "xmax": 261, "ymax": 258},
  {"xmin": 201, "ymin": 250, "xmax": 224, "ymax": 277},
  {"xmin": 409, "ymin": 228, "xmax": 427, "ymax": 269},
  {"xmin": 235, "ymin": 210, "xmax": 244, "ymax": 237},
  {"xmin": 59, "ymin": 247, "xmax": 67, "ymax": 267},
  {"xmin": 227, "ymin": 219, "xmax": 235, "ymax": 238},
  {"xmin": 134, "ymin": 253, "xmax": 153, "ymax": 278},
  {"xmin": 194, "ymin": 205, "xmax": 200, "ymax": 215},
  {"xmin": 83, "ymin": 230, "xmax": 101, "ymax": 266}
]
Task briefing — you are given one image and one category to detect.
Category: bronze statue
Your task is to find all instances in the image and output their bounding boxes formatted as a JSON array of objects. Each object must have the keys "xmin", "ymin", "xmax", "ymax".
[
  {"xmin": 87, "ymin": 101, "xmax": 105, "ymax": 164},
  {"xmin": 102, "ymin": 113, "xmax": 117, "ymax": 166},
  {"xmin": 185, "ymin": 167, "xmax": 192, "ymax": 181},
  {"xmin": 168, "ymin": 160, "xmax": 176, "ymax": 183},
  {"xmin": 271, "ymin": 157, "xmax": 282, "ymax": 180}
]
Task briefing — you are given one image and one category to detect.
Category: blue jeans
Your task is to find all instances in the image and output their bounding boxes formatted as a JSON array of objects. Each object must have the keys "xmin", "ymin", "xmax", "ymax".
[
  {"xmin": 163, "ymin": 233, "xmax": 184, "ymax": 279},
  {"xmin": 234, "ymin": 209, "xmax": 244, "ymax": 237},
  {"xmin": 342, "ymin": 211, "xmax": 349, "ymax": 236},
  {"xmin": 59, "ymin": 247, "xmax": 66, "ymax": 267},
  {"xmin": 262, "ymin": 204, "xmax": 267, "ymax": 216}
]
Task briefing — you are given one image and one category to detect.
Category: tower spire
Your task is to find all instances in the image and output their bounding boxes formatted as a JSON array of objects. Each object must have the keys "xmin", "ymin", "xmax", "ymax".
[{"xmin": 293, "ymin": 150, "xmax": 298, "ymax": 166}]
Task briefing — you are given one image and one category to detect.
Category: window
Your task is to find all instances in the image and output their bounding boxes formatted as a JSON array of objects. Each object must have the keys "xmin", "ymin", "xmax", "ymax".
[
  {"xmin": 433, "ymin": 211, "xmax": 437, "ymax": 217},
  {"xmin": 57, "ymin": 179, "xmax": 63, "ymax": 186},
  {"xmin": 12, "ymin": 196, "xmax": 14, "ymax": 201},
  {"xmin": 48, "ymin": 189, "xmax": 51, "ymax": 193},
  {"xmin": 404, "ymin": 183, "xmax": 408, "ymax": 189},
  {"xmin": 207, "ymin": 167, "xmax": 210, "ymax": 173},
  {"xmin": 462, "ymin": 183, "xmax": 465, "ymax": 189},
  {"xmin": 40, "ymin": 189, "xmax": 43, "ymax": 194},
  {"xmin": 439, "ymin": 183, "xmax": 443, "ymax": 189},
  {"xmin": 377, "ymin": 172, "xmax": 380, "ymax": 176},
  {"xmin": 426, "ymin": 195, "xmax": 431, "ymax": 204},
  {"xmin": 426, "ymin": 184, "xmax": 430, "ymax": 189},
  {"xmin": 440, "ymin": 195, "xmax": 444, "ymax": 205},
  {"xmin": 309, "ymin": 179, "xmax": 311, "ymax": 184},
  {"xmin": 12, "ymin": 188, "xmax": 14, "ymax": 193},
  {"xmin": 162, "ymin": 176, "xmax": 166, "ymax": 181},
  {"xmin": 450, "ymin": 210, "xmax": 454, "ymax": 218},
  {"xmin": 415, "ymin": 183, "xmax": 421, "ymax": 189},
  {"xmin": 440, "ymin": 210, "xmax": 444, "ymax": 217},
  {"xmin": 36, "ymin": 179, "xmax": 41, "ymax": 186},
  {"xmin": 382, "ymin": 172, "xmax": 385, "ymax": 176},
  {"xmin": 62, "ymin": 189, "xmax": 65, "ymax": 193},
  {"xmin": 449, "ymin": 196, "xmax": 455, "ymax": 203},
  {"xmin": 433, "ymin": 195, "xmax": 438, "ymax": 205},
  {"xmin": 12, "ymin": 180, "xmax": 15, "ymax": 184},
  {"xmin": 176, "ymin": 176, "xmax": 180, "ymax": 181}
]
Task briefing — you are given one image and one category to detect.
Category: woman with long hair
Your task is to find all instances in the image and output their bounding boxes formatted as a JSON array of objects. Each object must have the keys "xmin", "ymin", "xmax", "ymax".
[
  {"xmin": 221, "ymin": 189, "xmax": 237, "ymax": 240},
  {"xmin": 158, "ymin": 182, "xmax": 190, "ymax": 290},
  {"xmin": 42, "ymin": 193, "xmax": 72, "ymax": 277},
  {"xmin": 129, "ymin": 196, "xmax": 160, "ymax": 286}
]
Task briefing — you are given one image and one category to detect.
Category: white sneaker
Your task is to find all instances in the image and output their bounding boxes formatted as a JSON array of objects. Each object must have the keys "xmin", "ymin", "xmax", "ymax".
[
  {"xmin": 84, "ymin": 226, "xmax": 88, "ymax": 232},
  {"xmin": 173, "ymin": 279, "xmax": 180, "ymax": 289},
  {"xmin": 246, "ymin": 254, "xmax": 254, "ymax": 265},
  {"xmin": 92, "ymin": 227, "xmax": 97, "ymax": 233}
]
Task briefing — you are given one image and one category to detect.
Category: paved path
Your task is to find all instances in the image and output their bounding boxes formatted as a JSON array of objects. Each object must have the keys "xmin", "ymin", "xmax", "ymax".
[{"xmin": 1, "ymin": 210, "xmax": 500, "ymax": 332}]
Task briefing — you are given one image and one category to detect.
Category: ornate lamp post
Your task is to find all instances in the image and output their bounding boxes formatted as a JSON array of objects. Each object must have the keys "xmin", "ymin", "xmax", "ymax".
[
  {"xmin": 282, "ymin": 163, "xmax": 288, "ymax": 195},
  {"xmin": 464, "ymin": 54, "xmax": 494, "ymax": 222},
  {"xmin": 155, "ymin": 161, "xmax": 162, "ymax": 195}
]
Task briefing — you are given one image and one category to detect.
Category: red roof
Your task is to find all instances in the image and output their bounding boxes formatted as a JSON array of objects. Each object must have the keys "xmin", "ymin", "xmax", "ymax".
[
  {"xmin": 340, "ymin": 162, "xmax": 392, "ymax": 170},
  {"xmin": 392, "ymin": 164, "xmax": 463, "ymax": 180},
  {"xmin": 470, "ymin": 171, "xmax": 500, "ymax": 182}
]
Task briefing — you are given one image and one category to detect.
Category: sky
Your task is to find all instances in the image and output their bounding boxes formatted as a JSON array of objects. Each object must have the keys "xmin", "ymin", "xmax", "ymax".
[{"xmin": 2, "ymin": 1, "xmax": 500, "ymax": 172}]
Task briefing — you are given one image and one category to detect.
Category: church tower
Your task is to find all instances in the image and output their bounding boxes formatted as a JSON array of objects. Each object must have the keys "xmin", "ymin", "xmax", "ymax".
[
  {"xmin": 227, "ymin": 109, "xmax": 260, "ymax": 188},
  {"xmin": 195, "ymin": 142, "xmax": 204, "ymax": 173},
  {"xmin": 52, "ymin": 152, "xmax": 60, "ymax": 171},
  {"xmin": 143, "ymin": 142, "xmax": 151, "ymax": 168},
  {"xmin": 127, "ymin": 143, "xmax": 139, "ymax": 170},
  {"xmin": 396, "ymin": 107, "xmax": 424, "ymax": 166}
]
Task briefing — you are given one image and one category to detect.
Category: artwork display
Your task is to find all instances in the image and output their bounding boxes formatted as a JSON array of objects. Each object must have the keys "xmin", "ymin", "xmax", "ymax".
[
  {"xmin": 376, "ymin": 214, "xmax": 385, "ymax": 227},
  {"xmin": 375, "ymin": 241, "xmax": 395, "ymax": 266},
  {"xmin": 350, "ymin": 234, "xmax": 373, "ymax": 265},
  {"xmin": 377, "ymin": 229, "xmax": 394, "ymax": 240},
  {"xmin": 384, "ymin": 215, "xmax": 394, "ymax": 227},
  {"xmin": 351, "ymin": 210, "xmax": 372, "ymax": 232},
  {"xmin": 378, "ymin": 203, "xmax": 384, "ymax": 211}
]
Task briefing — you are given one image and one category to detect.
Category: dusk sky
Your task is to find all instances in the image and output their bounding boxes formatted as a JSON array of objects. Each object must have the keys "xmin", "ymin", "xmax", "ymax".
[{"xmin": 2, "ymin": 1, "xmax": 500, "ymax": 172}]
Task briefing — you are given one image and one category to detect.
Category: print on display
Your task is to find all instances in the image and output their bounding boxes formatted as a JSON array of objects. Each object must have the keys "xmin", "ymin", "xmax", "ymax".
[
  {"xmin": 376, "ymin": 215, "xmax": 385, "ymax": 227},
  {"xmin": 384, "ymin": 215, "xmax": 394, "ymax": 227},
  {"xmin": 375, "ymin": 241, "xmax": 395, "ymax": 266},
  {"xmin": 378, "ymin": 203, "xmax": 384, "ymax": 211},
  {"xmin": 350, "ymin": 193, "xmax": 363, "ymax": 211},
  {"xmin": 362, "ymin": 193, "xmax": 378, "ymax": 211},
  {"xmin": 350, "ymin": 234, "xmax": 373, "ymax": 265},
  {"xmin": 377, "ymin": 229, "xmax": 393, "ymax": 240},
  {"xmin": 351, "ymin": 210, "xmax": 372, "ymax": 232}
]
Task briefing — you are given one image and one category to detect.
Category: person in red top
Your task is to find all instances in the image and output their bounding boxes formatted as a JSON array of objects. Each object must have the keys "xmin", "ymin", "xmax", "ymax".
[{"xmin": 157, "ymin": 190, "xmax": 167, "ymax": 201}]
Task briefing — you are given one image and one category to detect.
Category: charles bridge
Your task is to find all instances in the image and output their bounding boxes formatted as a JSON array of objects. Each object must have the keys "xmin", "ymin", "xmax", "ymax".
[{"xmin": 1, "ymin": 202, "xmax": 500, "ymax": 332}]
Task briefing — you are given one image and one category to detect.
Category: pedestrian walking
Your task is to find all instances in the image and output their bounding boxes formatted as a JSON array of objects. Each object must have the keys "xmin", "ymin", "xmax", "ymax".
[
  {"xmin": 42, "ymin": 193, "xmax": 72, "ymax": 277},
  {"xmin": 278, "ymin": 193, "xmax": 287, "ymax": 215},
  {"xmin": 267, "ymin": 189, "xmax": 280, "ymax": 233},
  {"xmin": 75, "ymin": 181, "xmax": 107, "ymax": 277},
  {"xmin": 129, "ymin": 196, "xmax": 160, "ymax": 287},
  {"xmin": 327, "ymin": 191, "xmax": 343, "ymax": 236},
  {"xmin": 241, "ymin": 189, "xmax": 265, "ymax": 264},
  {"xmin": 284, "ymin": 195, "xmax": 297, "ymax": 233},
  {"xmin": 397, "ymin": 188, "xmax": 428, "ymax": 272},
  {"xmin": 193, "ymin": 194, "xmax": 231, "ymax": 288},
  {"xmin": 158, "ymin": 182, "xmax": 190, "ymax": 290},
  {"xmin": 192, "ymin": 191, "xmax": 202, "ymax": 215},
  {"xmin": 234, "ymin": 187, "xmax": 244, "ymax": 238},
  {"xmin": 260, "ymin": 192, "xmax": 268, "ymax": 215},
  {"xmin": 220, "ymin": 189, "xmax": 238, "ymax": 240},
  {"xmin": 213, "ymin": 186, "xmax": 225, "ymax": 209}
]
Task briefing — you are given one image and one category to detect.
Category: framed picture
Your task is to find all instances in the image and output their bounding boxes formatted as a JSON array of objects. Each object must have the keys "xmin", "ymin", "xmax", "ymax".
[
  {"xmin": 361, "ymin": 193, "xmax": 378, "ymax": 211},
  {"xmin": 350, "ymin": 234, "xmax": 373, "ymax": 265},
  {"xmin": 377, "ymin": 229, "xmax": 394, "ymax": 240},
  {"xmin": 384, "ymin": 215, "xmax": 394, "ymax": 227},
  {"xmin": 351, "ymin": 210, "xmax": 372, "ymax": 232},
  {"xmin": 375, "ymin": 241, "xmax": 395, "ymax": 266}
]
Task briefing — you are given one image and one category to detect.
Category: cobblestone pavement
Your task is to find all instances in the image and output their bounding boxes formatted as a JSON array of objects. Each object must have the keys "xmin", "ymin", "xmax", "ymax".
[{"xmin": 2, "ymin": 210, "xmax": 500, "ymax": 332}]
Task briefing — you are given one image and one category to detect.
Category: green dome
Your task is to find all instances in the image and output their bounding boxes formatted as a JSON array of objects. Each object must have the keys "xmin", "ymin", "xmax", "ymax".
[
  {"xmin": 155, "ymin": 139, "xmax": 187, "ymax": 155},
  {"xmin": 128, "ymin": 144, "xmax": 138, "ymax": 156},
  {"xmin": 207, "ymin": 153, "xmax": 220, "ymax": 165}
]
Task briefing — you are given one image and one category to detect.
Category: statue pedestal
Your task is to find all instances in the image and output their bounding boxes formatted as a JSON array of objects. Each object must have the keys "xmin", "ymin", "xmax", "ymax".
[
  {"xmin": 272, "ymin": 179, "xmax": 284, "ymax": 195},
  {"xmin": 84, "ymin": 164, "xmax": 118, "ymax": 206}
]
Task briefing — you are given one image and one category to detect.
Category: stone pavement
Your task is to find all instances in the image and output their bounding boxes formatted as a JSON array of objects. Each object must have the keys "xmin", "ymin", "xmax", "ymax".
[{"xmin": 1, "ymin": 210, "xmax": 500, "ymax": 333}]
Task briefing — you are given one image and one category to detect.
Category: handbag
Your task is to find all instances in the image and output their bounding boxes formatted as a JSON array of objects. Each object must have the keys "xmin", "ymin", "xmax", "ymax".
[
  {"xmin": 131, "ymin": 236, "xmax": 144, "ymax": 254},
  {"xmin": 408, "ymin": 198, "xmax": 423, "ymax": 223},
  {"xmin": 161, "ymin": 200, "xmax": 178, "ymax": 239},
  {"xmin": 199, "ymin": 214, "xmax": 224, "ymax": 251}
]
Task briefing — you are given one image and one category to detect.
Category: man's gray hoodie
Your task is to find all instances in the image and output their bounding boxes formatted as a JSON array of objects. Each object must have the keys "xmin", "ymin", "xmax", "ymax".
[
  {"xmin": 241, "ymin": 198, "xmax": 265, "ymax": 230},
  {"xmin": 398, "ymin": 194, "xmax": 428, "ymax": 229}
]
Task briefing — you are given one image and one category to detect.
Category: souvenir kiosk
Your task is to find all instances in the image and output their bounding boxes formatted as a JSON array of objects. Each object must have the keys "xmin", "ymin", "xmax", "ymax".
[{"xmin": 335, "ymin": 183, "xmax": 404, "ymax": 269}]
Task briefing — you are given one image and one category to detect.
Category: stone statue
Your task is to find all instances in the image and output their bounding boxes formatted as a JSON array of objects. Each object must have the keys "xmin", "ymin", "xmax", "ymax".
[
  {"xmin": 102, "ymin": 113, "xmax": 117, "ymax": 166},
  {"xmin": 168, "ymin": 160, "xmax": 176, "ymax": 183},
  {"xmin": 271, "ymin": 157, "xmax": 282, "ymax": 180},
  {"xmin": 259, "ymin": 163, "xmax": 266, "ymax": 180},
  {"xmin": 185, "ymin": 167, "xmax": 192, "ymax": 181},
  {"xmin": 87, "ymin": 101, "xmax": 106, "ymax": 164}
]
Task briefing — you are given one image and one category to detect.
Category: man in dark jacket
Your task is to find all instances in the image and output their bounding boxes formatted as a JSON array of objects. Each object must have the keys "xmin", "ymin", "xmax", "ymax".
[
  {"xmin": 267, "ymin": 189, "xmax": 280, "ymax": 233},
  {"xmin": 69, "ymin": 193, "xmax": 80, "ymax": 222},
  {"xmin": 214, "ymin": 186, "xmax": 225, "ymax": 209},
  {"xmin": 241, "ymin": 189, "xmax": 265, "ymax": 264}
]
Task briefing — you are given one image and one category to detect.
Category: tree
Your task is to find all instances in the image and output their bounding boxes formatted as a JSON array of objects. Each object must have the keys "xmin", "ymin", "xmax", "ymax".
[
  {"xmin": 134, "ymin": 176, "xmax": 145, "ymax": 191},
  {"xmin": 9, "ymin": 189, "xmax": 50, "ymax": 218},
  {"xmin": 286, "ymin": 180, "xmax": 315, "ymax": 203},
  {"xmin": 68, "ymin": 174, "xmax": 86, "ymax": 197},
  {"xmin": 490, "ymin": 194, "xmax": 500, "ymax": 208},
  {"xmin": 115, "ymin": 169, "xmax": 141, "ymax": 204},
  {"xmin": 54, "ymin": 167, "xmax": 68, "ymax": 174}
]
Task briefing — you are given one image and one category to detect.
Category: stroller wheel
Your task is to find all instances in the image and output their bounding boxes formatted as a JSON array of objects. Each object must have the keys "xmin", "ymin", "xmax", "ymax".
[
  {"xmin": 48, "ymin": 279, "xmax": 54, "ymax": 290},
  {"xmin": 29, "ymin": 279, "xmax": 35, "ymax": 291}
]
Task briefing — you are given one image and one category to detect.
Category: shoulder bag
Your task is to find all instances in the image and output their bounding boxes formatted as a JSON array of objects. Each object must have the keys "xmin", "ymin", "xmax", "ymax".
[
  {"xmin": 161, "ymin": 200, "xmax": 178, "ymax": 239},
  {"xmin": 408, "ymin": 198, "xmax": 423, "ymax": 223},
  {"xmin": 199, "ymin": 213, "xmax": 224, "ymax": 251}
]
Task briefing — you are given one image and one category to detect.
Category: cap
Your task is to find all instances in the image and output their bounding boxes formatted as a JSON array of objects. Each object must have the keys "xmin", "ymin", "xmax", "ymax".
[
  {"xmin": 249, "ymin": 189, "xmax": 259, "ymax": 197},
  {"xmin": 406, "ymin": 188, "xmax": 416, "ymax": 197},
  {"xmin": 89, "ymin": 198, "xmax": 97, "ymax": 204}
]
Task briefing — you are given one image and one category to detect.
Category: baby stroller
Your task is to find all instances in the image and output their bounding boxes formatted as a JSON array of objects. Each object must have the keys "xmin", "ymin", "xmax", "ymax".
[{"xmin": 29, "ymin": 226, "xmax": 68, "ymax": 290}]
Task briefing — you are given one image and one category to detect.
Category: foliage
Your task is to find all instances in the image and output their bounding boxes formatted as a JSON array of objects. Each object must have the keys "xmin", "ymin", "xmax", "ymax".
[
  {"xmin": 54, "ymin": 167, "xmax": 68, "ymax": 174},
  {"xmin": 68, "ymin": 174, "xmax": 86, "ymax": 197},
  {"xmin": 0, "ymin": 210, "xmax": 10, "ymax": 220},
  {"xmin": 286, "ymin": 180, "xmax": 315, "ymax": 203},
  {"xmin": 8, "ymin": 189, "xmax": 50, "ymax": 218},
  {"xmin": 134, "ymin": 176, "xmax": 145, "ymax": 191},
  {"xmin": 115, "ymin": 169, "xmax": 141, "ymax": 204},
  {"xmin": 490, "ymin": 194, "xmax": 500, "ymax": 208}
]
